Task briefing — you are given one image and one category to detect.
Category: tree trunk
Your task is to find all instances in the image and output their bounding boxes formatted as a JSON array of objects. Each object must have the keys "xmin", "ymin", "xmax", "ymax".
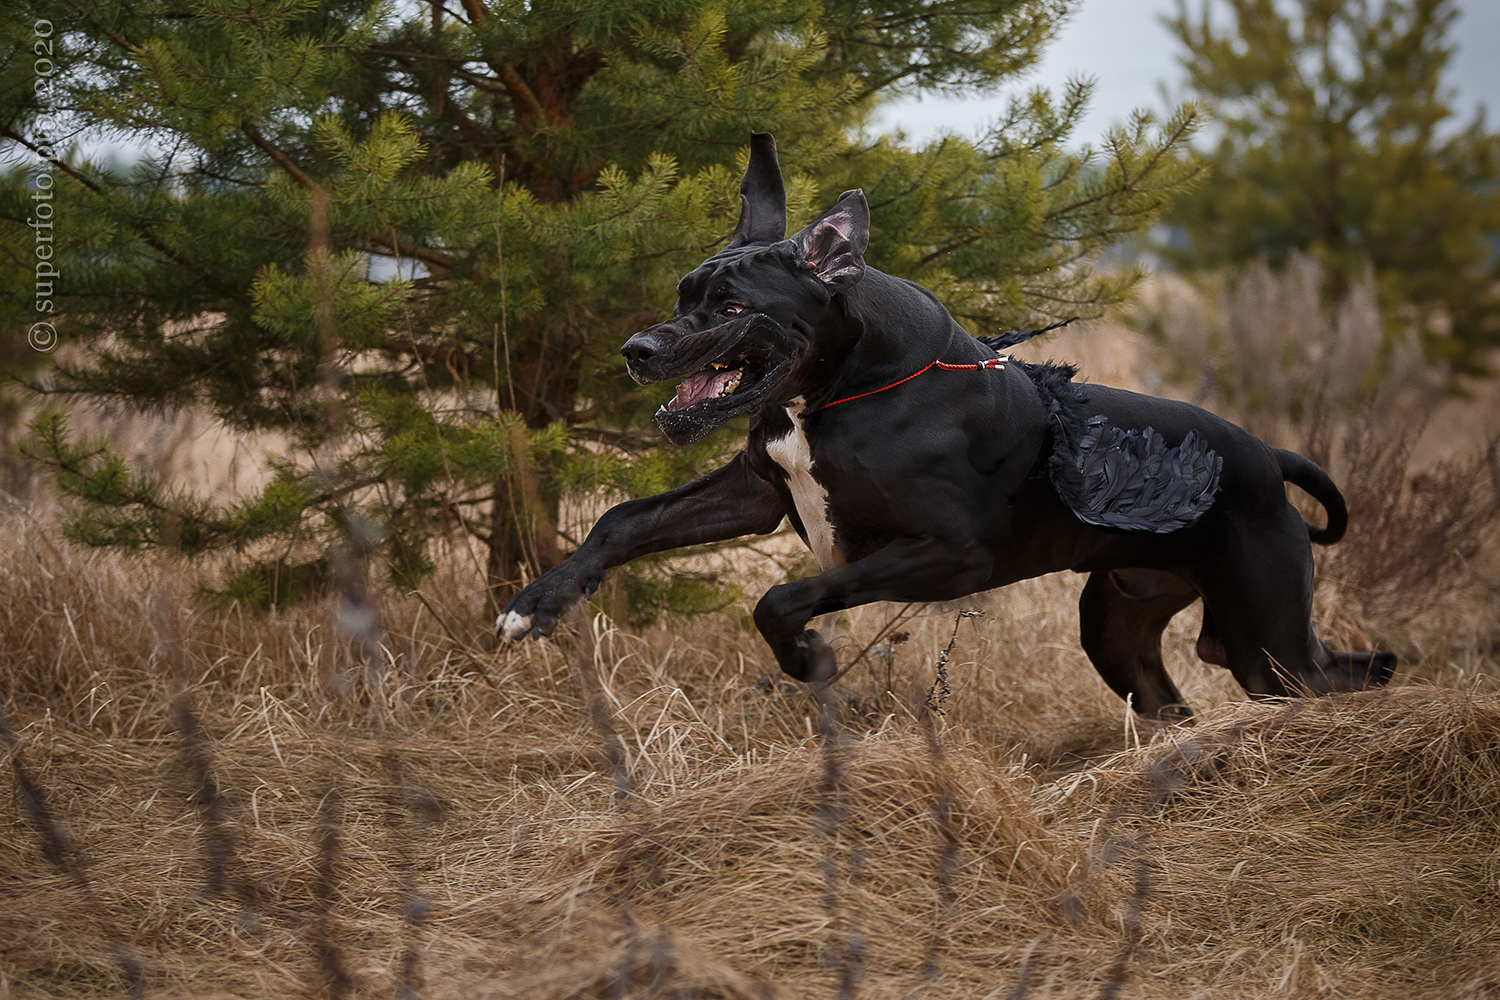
[
  {"xmin": 484, "ymin": 471, "xmax": 562, "ymax": 610},
  {"xmin": 483, "ymin": 329, "xmax": 579, "ymax": 609}
]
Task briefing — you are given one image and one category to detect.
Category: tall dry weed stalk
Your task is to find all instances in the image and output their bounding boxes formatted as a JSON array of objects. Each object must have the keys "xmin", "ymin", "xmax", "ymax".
[
  {"xmin": 2, "ymin": 703, "xmax": 146, "ymax": 998},
  {"xmin": 1134, "ymin": 254, "xmax": 1500, "ymax": 628},
  {"xmin": 811, "ymin": 680, "xmax": 865, "ymax": 1000},
  {"xmin": 913, "ymin": 648, "xmax": 961, "ymax": 992},
  {"xmin": 385, "ymin": 751, "xmax": 442, "ymax": 1000},
  {"xmin": 156, "ymin": 541, "xmax": 265, "ymax": 924},
  {"xmin": 173, "ymin": 696, "xmax": 257, "ymax": 910},
  {"xmin": 312, "ymin": 779, "xmax": 353, "ymax": 999}
]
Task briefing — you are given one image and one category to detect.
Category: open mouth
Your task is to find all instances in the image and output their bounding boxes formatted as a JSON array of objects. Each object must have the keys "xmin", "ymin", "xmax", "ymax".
[
  {"xmin": 626, "ymin": 313, "xmax": 798, "ymax": 445},
  {"xmin": 664, "ymin": 355, "xmax": 767, "ymax": 413}
]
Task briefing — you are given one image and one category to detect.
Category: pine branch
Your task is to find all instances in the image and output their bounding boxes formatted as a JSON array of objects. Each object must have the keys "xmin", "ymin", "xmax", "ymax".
[
  {"xmin": 1042, "ymin": 115, "xmax": 1202, "ymax": 223},
  {"xmin": 565, "ymin": 426, "xmax": 657, "ymax": 453},
  {"xmin": 457, "ymin": 0, "xmax": 489, "ymax": 25},
  {"xmin": 241, "ymin": 121, "xmax": 316, "ymax": 188},
  {"xmin": 497, "ymin": 64, "xmax": 547, "ymax": 135},
  {"xmin": 241, "ymin": 121, "xmax": 458, "ymax": 274},
  {"xmin": 1, "ymin": 126, "xmax": 203, "ymax": 275},
  {"xmin": 450, "ymin": 0, "xmax": 552, "ymax": 142},
  {"xmin": 379, "ymin": 338, "xmax": 475, "ymax": 374}
]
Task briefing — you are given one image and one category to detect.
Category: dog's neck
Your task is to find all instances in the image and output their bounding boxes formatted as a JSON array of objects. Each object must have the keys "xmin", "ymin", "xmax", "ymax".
[{"xmin": 789, "ymin": 268, "xmax": 968, "ymax": 412}]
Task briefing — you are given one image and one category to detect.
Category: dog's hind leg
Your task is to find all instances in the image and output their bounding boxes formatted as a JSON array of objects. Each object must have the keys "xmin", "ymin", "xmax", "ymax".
[
  {"xmin": 1196, "ymin": 506, "xmax": 1396, "ymax": 697},
  {"xmin": 1195, "ymin": 518, "xmax": 1325, "ymax": 697},
  {"xmin": 1079, "ymin": 569, "xmax": 1199, "ymax": 720}
]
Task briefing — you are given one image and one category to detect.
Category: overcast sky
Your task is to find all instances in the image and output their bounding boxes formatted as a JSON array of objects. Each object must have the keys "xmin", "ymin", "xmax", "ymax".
[{"xmin": 877, "ymin": 0, "xmax": 1500, "ymax": 144}]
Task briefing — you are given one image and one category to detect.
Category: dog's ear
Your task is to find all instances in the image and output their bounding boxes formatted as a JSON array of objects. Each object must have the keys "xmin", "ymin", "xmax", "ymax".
[
  {"xmin": 728, "ymin": 133, "xmax": 787, "ymax": 246},
  {"xmin": 793, "ymin": 189, "xmax": 869, "ymax": 291}
]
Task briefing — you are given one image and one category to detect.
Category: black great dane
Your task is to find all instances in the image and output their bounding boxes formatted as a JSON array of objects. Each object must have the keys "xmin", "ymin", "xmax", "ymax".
[{"xmin": 499, "ymin": 134, "xmax": 1396, "ymax": 719}]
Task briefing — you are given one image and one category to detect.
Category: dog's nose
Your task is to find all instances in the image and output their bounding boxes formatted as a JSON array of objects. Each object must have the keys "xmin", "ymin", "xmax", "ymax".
[{"xmin": 621, "ymin": 331, "xmax": 661, "ymax": 367}]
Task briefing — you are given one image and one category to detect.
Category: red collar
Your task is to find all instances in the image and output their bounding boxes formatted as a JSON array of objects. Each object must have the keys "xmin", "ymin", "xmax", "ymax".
[{"xmin": 811, "ymin": 341, "xmax": 1008, "ymax": 412}]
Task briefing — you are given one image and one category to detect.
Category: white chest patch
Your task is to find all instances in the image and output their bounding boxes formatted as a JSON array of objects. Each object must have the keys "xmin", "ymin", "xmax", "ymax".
[{"xmin": 766, "ymin": 398, "xmax": 844, "ymax": 571}]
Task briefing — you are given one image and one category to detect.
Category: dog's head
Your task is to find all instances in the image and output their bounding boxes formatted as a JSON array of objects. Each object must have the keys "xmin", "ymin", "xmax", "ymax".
[{"xmin": 621, "ymin": 133, "xmax": 871, "ymax": 444}]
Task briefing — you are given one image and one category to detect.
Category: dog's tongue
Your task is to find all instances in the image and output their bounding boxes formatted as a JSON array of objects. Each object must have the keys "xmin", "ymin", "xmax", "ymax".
[{"xmin": 666, "ymin": 368, "xmax": 738, "ymax": 411}]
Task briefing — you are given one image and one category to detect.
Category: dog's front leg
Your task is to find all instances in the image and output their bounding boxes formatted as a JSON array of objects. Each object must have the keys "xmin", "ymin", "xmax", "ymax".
[
  {"xmin": 499, "ymin": 452, "xmax": 785, "ymax": 640},
  {"xmin": 754, "ymin": 536, "xmax": 994, "ymax": 682}
]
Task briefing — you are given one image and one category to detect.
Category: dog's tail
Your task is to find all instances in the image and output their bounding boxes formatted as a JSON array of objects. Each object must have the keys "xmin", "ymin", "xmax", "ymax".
[{"xmin": 1276, "ymin": 448, "xmax": 1348, "ymax": 545}]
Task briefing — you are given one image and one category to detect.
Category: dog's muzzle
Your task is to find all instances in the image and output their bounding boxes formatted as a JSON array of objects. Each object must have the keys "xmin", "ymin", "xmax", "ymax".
[{"xmin": 621, "ymin": 314, "xmax": 802, "ymax": 445}]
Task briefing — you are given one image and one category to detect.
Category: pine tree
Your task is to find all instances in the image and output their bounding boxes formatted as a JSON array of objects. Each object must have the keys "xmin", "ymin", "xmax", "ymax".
[
  {"xmin": 1162, "ymin": 0, "xmax": 1500, "ymax": 370},
  {"xmin": 2, "ymin": 0, "xmax": 1203, "ymax": 612}
]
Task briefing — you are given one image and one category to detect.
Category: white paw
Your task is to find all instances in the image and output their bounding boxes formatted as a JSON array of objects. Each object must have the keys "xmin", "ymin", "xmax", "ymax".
[{"xmin": 497, "ymin": 611, "xmax": 533, "ymax": 640}]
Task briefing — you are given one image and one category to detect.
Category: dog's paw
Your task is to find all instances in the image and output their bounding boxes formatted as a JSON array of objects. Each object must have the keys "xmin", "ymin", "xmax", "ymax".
[
  {"xmin": 1311, "ymin": 647, "xmax": 1399, "ymax": 693},
  {"xmin": 780, "ymin": 629, "xmax": 837, "ymax": 684},
  {"xmin": 497, "ymin": 610, "xmax": 533, "ymax": 640},
  {"xmin": 496, "ymin": 562, "xmax": 601, "ymax": 640}
]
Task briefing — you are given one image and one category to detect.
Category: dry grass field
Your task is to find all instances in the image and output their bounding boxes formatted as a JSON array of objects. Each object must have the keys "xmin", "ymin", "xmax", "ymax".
[{"xmin": 5, "ymin": 296, "xmax": 1500, "ymax": 998}]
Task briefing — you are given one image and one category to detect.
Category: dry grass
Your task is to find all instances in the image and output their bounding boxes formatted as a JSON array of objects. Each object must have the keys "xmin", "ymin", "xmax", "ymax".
[
  {"xmin": 5, "ymin": 477, "xmax": 1500, "ymax": 998},
  {"xmin": 6, "ymin": 294, "xmax": 1500, "ymax": 998}
]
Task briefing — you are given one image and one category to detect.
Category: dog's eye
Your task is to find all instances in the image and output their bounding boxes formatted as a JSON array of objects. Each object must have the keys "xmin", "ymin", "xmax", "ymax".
[{"xmin": 721, "ymin": 302, "xmax": 745, "ymax": 317}]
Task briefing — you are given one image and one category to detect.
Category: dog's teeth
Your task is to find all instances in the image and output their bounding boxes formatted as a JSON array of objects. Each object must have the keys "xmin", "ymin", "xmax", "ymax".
[{"xmin": 720, "ymin": 372, "xmax": 742, "ymax": 395}]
